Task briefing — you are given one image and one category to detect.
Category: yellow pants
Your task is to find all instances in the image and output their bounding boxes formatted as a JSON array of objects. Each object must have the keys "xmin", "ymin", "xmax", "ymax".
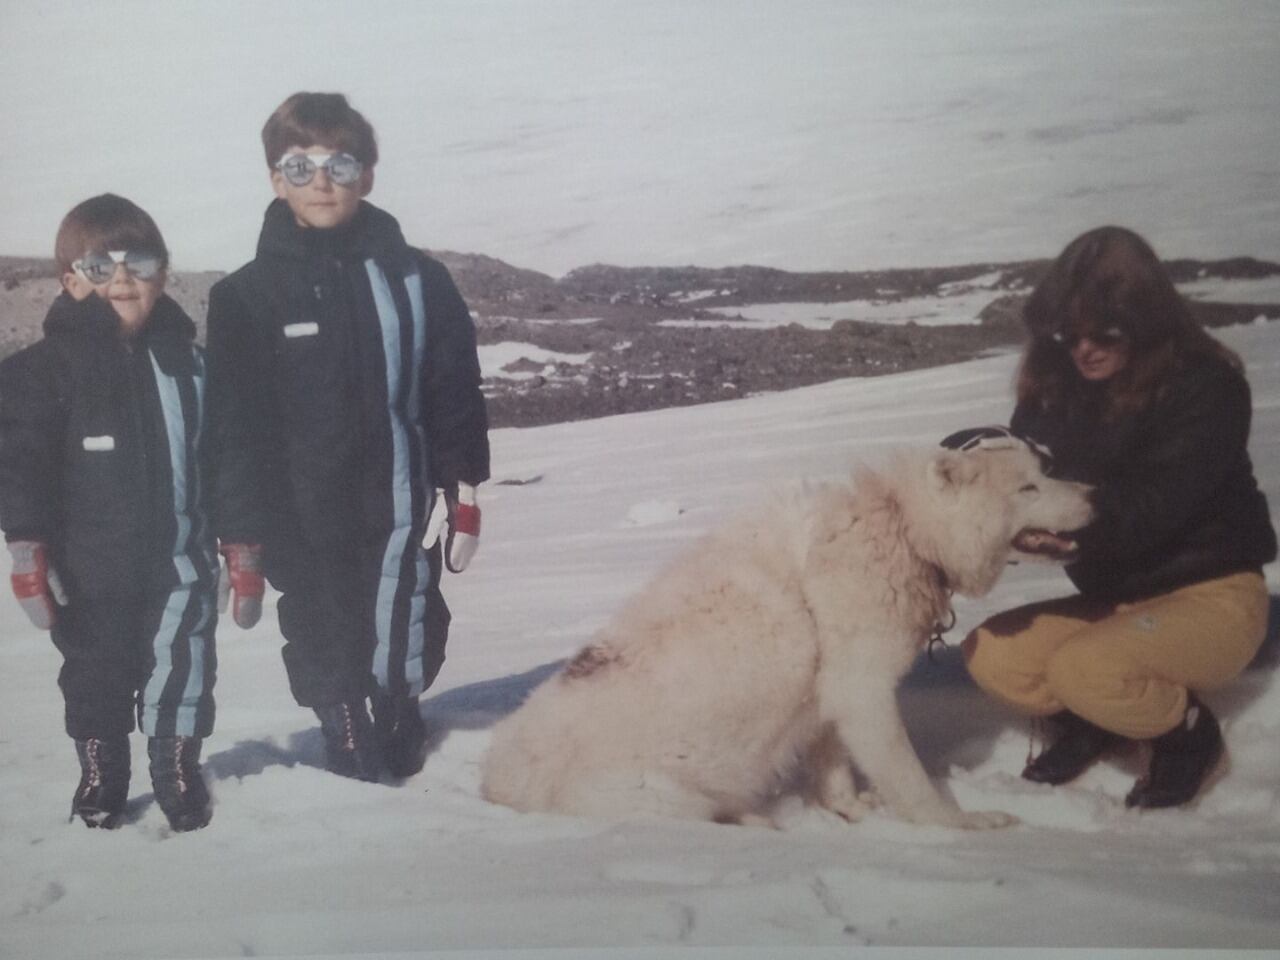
[{"xmin": 962, "ymin": 571, "xmax": 1269, "ymax": 740}]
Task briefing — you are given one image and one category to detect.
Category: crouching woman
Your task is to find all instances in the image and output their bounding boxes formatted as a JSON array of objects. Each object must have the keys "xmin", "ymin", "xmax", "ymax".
[{"xmin": 963, "ymin": 225, "xmax": 1276, "ymax": 808}]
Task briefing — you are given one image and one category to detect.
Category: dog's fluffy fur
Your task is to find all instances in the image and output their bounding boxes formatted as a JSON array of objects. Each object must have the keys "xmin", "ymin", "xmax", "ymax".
[{"xmin": 481, "ymin": 445, "xmax": 1093, "ymax": 829}]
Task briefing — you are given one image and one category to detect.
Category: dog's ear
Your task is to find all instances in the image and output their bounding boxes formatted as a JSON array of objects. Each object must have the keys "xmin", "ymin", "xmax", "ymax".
[{"xmin": 928, "ymin": 450, "xmax": 980, "ymax": 493}]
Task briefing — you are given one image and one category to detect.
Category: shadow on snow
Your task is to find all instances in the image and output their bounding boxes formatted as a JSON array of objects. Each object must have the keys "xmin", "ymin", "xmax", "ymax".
[{"xmin": 197, "ymin": 596, "xmax": 1279, "ymax": 798}]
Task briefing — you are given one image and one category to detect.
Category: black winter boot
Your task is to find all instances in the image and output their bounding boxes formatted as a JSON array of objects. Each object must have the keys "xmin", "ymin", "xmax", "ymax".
[
  {"xmin": 1022, "ymin": 711, "xmax": 1120, "ymax": 785},
  {"xmin": 148, "ymin": 736, "xmax": 212, "ymax": 832},
  {"xmin": 314, "ymin": 701, "xmax": 381, "ymax": 782},
  {"xmin": 1125, "ymin": 694, "xmax": 1224, "ymax": 809},
  {"xmin": 373, "ymin": 693, "xmax": 428, "ymax": 778},
  {"xmin": 71, "ymin": 737, "xmax": 131, "ymax": 828}
]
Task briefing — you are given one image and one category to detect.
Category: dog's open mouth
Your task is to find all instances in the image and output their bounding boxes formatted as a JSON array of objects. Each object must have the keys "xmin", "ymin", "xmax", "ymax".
[{"xmin": 1012, "ymin": 528, "xmax": 1080, "ymax": 560}]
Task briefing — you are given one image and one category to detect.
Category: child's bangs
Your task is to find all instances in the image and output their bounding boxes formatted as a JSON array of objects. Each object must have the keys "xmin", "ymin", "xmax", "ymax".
[
  {"xmin": 54, "ymin": 194, "xmax": 169, "ymax": 273},
  {"xmin": 86, "ymin": 220, "xmax": 166, "ymax": 258},
  {"xmin": 273, "ymin": 120, "xmax": 370, "ymax": 166}
]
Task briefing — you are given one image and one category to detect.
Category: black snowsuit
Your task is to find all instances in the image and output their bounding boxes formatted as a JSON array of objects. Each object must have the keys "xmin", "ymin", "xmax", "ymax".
[
  {"xmin": 1012, "ymin": 352, "xmax": 1276, "ymax": 602},
  {"xmin": 204, "ymin": 199, "xmax": 490, "ymax": 708},
  {"xmin": 0, "ymin": 292, "xmax": 218, "ymax": 738}
]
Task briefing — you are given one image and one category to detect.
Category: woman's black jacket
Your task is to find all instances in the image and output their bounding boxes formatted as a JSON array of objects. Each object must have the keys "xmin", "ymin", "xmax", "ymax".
[{"xmin": 1011, "ymin": 352, "xmax": 1276, "ymax": 602}]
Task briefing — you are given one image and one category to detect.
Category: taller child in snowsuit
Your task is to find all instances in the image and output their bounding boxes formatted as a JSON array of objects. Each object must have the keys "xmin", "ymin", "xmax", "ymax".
[
  {"xmin": 205, "ymin": 92, "xmax": 490, "ymax": 781},
  {"xmin": 0, "ymin": 195, "xmax": 218, "ymax": 831}
]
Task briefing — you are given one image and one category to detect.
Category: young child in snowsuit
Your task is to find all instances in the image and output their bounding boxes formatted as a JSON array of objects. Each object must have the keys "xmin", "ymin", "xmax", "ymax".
[
  {"xmin": 205, "ymin": 92, "xmax": 490, "ymax": 782},
  {"xmin": 0, "ymin": 194, "xmax": 218, "ymax": 831}
]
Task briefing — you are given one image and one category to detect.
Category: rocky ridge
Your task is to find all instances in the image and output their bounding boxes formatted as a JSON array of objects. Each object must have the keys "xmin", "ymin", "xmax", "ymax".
[{"xmin": 2, "ymin": 253, "xmax": 1277, "ymax": 428}]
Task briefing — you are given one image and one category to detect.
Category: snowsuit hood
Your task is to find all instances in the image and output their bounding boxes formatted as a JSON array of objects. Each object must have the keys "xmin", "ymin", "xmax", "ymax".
[{"xmin": 256, "ymin": 198, "xmax": 415, "ymax": 268}]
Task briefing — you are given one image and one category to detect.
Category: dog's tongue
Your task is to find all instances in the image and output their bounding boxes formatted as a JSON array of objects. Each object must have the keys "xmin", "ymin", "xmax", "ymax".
[{"xmin": 1013, "ymin": 528, "xmax": 1080, "ymax": 559}]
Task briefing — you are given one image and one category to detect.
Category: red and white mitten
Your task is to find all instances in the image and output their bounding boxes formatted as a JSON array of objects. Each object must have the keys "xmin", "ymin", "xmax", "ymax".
[
  {"xmin": 218, "ymin": 543, "xmax": 264, "ymax": 628},
  {"xmin": 8, "ymin": 540, "xmax": 67, "ymax": 629},
  {"xmin": 423, "ymin": 483, "xmax": 482, "ymax": 573},
  {"xmin": 446, "ymin": 483, "xmax": 481, "ymax": 573}
]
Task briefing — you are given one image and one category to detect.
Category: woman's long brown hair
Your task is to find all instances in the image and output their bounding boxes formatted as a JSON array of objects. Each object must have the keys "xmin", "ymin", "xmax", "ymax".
[{"xmin": 1016, "ymin": 226, "xmax": 1239, "ymax": 421}]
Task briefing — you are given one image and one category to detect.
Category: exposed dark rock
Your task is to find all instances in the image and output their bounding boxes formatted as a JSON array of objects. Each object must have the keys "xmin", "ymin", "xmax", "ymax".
[{"xmin": 3, "ymin": 253, "xmax": 1277, "ymax": 429}]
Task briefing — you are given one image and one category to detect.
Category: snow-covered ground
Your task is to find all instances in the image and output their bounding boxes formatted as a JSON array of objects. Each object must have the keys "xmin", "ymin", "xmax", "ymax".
[
  {"xmin": 2, "ymin": 322, "xmax": 1278, "ymax": 959},
  {"xmin": 697, "ymin": 275, "xmax": 1019, "ymax": 329},
  {"xmin": 1179, "ymin": 276, "xmax": 1280, "ymax": 306},
  {"xmin": 477, "ymin": 341, "xmax": 595, "ymax": 380},
  {"xmin": 683, "ymin": 273, "xmax": 1278, "ymax": 332}
]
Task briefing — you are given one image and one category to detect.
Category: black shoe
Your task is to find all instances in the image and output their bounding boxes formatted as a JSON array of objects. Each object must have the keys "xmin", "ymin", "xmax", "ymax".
[
  {"xmin": 72, "ymin": 737, "xmax": 131, "ymax": 828},
  {"xmin": 1125, "ymin": 694, "xmax": 1224, "ymax": 809},
  {"xmin": 148, "ymin": 736, "xmax": 212, "ymax": 832},
  {"xmin": 1022, "ymin": 711, "xmax": 1119, "ymax": 785},
  {"xmin": 373, "ymin": 693, "xmax": 428, "ymax": 778},
  {"xmin": 314, "ymin": 701, "xmax": 381, "ymax": 782}
]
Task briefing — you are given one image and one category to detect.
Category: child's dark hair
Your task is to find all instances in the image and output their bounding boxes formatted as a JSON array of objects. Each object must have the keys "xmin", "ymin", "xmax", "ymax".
[
  {"xmin": 54, "ymin": 194, "xmax": 170, "ymax": 275},
  {"xmin": 261, "ymin": 92, "xmax": 379, "ymax": 168}
]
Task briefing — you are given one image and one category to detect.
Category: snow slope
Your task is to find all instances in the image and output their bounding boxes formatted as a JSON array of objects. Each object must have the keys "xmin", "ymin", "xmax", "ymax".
[
  {"xmin": 2, "ymin": 1, "xmax": 1279, "ymax": 276},
  {"xmin": 1, "ymin": 322, "xmax": 1278, "ymax": 959}
]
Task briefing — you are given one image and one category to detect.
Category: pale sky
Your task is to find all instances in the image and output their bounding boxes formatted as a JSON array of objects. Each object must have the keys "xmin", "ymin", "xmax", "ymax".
[{"xmin": 3, "ymin": 0, "xmax": 1278, "ymax": 276}]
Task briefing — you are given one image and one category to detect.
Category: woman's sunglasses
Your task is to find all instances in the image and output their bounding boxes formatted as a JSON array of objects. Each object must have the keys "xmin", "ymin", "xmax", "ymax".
[
  {"xmin": 72, "ymin": 250, "xmax": 163, "ymax": 285},
  {"xmin": 274, "ymin": 152, "xmax": 364, "ymax": 187},
  {"xmin": 1049, "ymin": 325, "xmax": 1129, "ymax": 349}
]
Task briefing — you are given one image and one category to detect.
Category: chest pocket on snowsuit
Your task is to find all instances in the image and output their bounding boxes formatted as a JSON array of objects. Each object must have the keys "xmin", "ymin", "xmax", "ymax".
[
  {"xmin": 59, "ymin": 347, "xmax": 149, "ymax": 597},
  {"xmin": 274, "ymin": 297, "xmax": 346, "ymax": 427},
  {"xmin": 268, "ymin": 269, "xmax": 362, "ymax": 550}
]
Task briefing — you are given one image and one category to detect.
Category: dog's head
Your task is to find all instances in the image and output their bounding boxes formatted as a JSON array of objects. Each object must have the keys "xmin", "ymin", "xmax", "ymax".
[{"xmin": 903, "ymin": 440, "xmax": 1094, "ymax": 597}]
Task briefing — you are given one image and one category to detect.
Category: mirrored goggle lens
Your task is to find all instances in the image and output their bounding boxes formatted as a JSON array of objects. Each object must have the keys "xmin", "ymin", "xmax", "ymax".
[
  {"xmin": 276, "ymin": 153, "xmax": 363, "ymax": 187},
  {"xmin": 74, "ymin": 252, "xmax": 162, "ymax": 284}
]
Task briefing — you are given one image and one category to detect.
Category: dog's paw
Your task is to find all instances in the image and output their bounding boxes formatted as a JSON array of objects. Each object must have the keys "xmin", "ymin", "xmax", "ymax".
[
  {"xmin": 818, "ymin": 787, "xmax": 882, "ymax": 822},
  {"xmin": 955, "ymin": 809, "xmax": 1019, "ymax": 830},
  {"xmin": 858, "ymin": 789, "xmax": 883, "ymax": 809},
  {"xmin": 825, "ymin": 795, "xmax": 872, "ymax": 822}
]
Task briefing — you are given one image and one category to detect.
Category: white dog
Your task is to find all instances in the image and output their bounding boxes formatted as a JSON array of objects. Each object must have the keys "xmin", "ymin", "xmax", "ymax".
[{"xmin": 481, "ymin": 442, "xmax": 1092, "ymax": 829}]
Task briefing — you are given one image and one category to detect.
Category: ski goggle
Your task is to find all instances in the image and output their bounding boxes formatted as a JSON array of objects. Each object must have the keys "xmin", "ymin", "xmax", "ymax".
[
  {"xmin": 940, "ymin": 424, "xmax": 1054, "ymax": 468},
  {"xmin": 72, "ymin": 250, "xmax": 163, "ymax": 285},
  {"xmin": 1048, "ymin": 325, "xmax": 1129, "ymax": 350},
  {"xmin": 274, "ymin": 151, "xmax": 364, "ymax": 187}
]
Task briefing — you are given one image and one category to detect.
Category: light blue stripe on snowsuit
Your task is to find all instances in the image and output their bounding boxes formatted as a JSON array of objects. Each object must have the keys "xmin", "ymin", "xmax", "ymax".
[
  {"xmin": 366, "ymin": 261, "xmax": 431, "ymax": 697},
  {"xmin": 139, "ymin": 586, "xmax": 215, "ymax": 736},
  {"xmin": 140, "ymin": 347, "xmax": 216, "ymax": 737}
]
